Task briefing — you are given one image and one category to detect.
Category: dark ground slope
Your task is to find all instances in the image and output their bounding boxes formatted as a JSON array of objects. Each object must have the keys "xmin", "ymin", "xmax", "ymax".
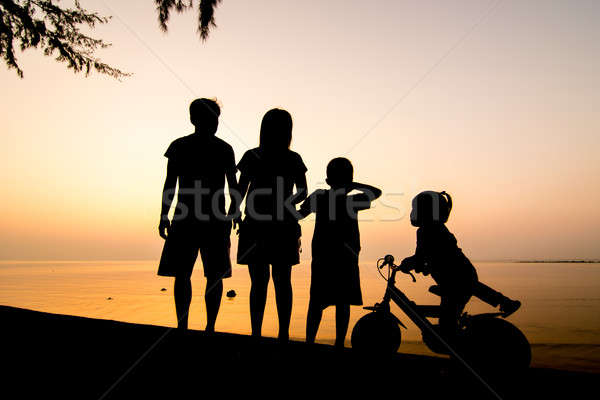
[{"xmin": 1, "ymin": 305, "xmax": 596, "ymax": 399}]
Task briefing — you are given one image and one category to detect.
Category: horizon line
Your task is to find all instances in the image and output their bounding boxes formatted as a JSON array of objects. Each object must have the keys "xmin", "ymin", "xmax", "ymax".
[{"xmin": 1, "ymin": 258, "xmax": 599, "ymax": 264}]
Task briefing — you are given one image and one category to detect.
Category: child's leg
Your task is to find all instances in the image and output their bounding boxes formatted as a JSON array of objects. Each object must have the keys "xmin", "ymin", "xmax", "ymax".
[
  {"xmin": 472, "ymin": 281, "xmax": 504, "ymax": 307},
  {"xmin": 306, "ymin": 300, "xmax": 323, "ymax": 344},
  {"xmin": 438, "ymin": 293, "xmax": 470, "ymax": 345},
  {"xmin": 473, "ymin": 281, "xmax": 521, "ymax": 316},
  {"xmin": 335, "ymin": 303, "xmax": 350, "ymax": 348}
]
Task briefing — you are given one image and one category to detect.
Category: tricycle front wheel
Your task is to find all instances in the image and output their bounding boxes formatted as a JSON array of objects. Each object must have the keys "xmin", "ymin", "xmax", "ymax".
[{"xmin": 351, "ymin": 311, "xmax": 401, "ymax": 356}]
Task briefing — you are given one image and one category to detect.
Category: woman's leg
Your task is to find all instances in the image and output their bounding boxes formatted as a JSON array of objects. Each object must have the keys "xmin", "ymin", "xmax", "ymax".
[
  {"xmin": 306, "ymin": 300, "xmax": 322, "ymax": 344},
  {"xmin": 248, "ymin": 263, "xmax": 270, "ymax": 337},
  {"xmin": 335, "ymin": 303, "xmax": 350, "ymax": 348},
  {"xmin": 272, "ymin": 264, "xmax": 293, "ymax": 342}
]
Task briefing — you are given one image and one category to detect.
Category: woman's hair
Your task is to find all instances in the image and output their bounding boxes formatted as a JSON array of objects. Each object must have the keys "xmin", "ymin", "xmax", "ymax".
[
  {"xmin": 259, "ymin": 108, "xmax": 293, "ymax": 151},
  {"xmin": 410, "ymin": 191, "xmax": 453, "ymax": 227}
]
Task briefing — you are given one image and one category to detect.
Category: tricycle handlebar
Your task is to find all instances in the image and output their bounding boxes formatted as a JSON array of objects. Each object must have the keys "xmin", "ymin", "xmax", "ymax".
[{"xmin": 378, "ymin": 254, "xmax": 416, "ymax": 282}]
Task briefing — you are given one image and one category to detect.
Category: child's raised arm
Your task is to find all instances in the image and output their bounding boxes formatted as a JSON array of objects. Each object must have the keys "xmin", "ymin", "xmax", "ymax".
[
  {"xmin": 350, "ymin": 182, "xmax": 382, "ymax": 201},
  {"xmin": 346, "ymin": 182, "xmax": 381, "ymax": 213}
]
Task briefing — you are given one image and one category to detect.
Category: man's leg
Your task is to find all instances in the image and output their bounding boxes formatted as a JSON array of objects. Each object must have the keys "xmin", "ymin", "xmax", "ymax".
[
  {"xmin": 306, "ymin": 300, "xmax": 323, "ymax": 344},
  {"xmin": 249, "ymin": 263, "xmax": 270, "ymax": 337},
  {"xmin": 204, "ymin": 278, "xmax": 223, "ymax": 333},
  {"xmin": 174, "ymin": 273, "xmax": 192, "ymax": 330},
  {"xmin": 199, "ymin": 236, "xmax": 232, "ymax": 333},
  {"xmin": 335, "ymin": 303, "xmax": 350, "ymax": 348},
  {"xmin": 272, "ymin": 264, "xmax": 293, "ymax": 342}
]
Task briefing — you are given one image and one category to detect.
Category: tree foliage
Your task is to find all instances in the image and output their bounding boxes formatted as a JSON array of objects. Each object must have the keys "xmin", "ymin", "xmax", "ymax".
[
  {"xmin": 155, "ymin": 0, "xmax": 222, "ymax": 40},
  {"xmin": 0, "ymin": 0, "xmax": 129, "ymax": 79}
]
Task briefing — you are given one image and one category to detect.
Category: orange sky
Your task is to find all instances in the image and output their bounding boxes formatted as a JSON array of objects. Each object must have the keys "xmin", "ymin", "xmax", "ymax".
[{"xmin": 1, "ymin": 0, "xmax": 599, "ymax": 260}]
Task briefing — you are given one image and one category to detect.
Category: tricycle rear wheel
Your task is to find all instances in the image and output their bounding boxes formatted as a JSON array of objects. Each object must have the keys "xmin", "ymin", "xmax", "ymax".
[{"xmin": 460, "ymin": 316, "xmax": 531, "ymax": 376}]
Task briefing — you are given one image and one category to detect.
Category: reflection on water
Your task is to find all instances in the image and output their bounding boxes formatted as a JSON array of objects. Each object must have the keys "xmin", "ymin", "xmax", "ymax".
[{"xmin": 1, "ymin": 260, "xmax": 599, "ymax": 371}]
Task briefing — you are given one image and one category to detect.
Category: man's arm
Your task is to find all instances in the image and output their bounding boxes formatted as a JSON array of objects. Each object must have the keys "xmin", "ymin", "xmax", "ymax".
[
  {"xmin": 159, "ymin": 160, "xmax": 177, "ymax": 239},
  {"xmin": 226, "ymin": 167, "xmax": 240, "ymax": 224}
]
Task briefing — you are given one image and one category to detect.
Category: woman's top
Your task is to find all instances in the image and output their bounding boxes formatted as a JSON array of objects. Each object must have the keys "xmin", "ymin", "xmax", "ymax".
[{"xmin": 237, "ymin": 148, "xmax": 307, "ymax": 223}]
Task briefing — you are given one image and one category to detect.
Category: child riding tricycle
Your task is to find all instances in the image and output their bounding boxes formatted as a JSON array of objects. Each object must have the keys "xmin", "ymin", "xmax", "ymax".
[{"xmin": 351, "ymin": 191, "xmax": 531, "ymax": 376}]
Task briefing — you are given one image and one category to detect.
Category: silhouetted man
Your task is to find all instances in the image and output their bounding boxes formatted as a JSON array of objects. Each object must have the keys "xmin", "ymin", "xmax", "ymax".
[{"xmin": 158, "ymin": 98, "xmax": 238, "ymax": 332}]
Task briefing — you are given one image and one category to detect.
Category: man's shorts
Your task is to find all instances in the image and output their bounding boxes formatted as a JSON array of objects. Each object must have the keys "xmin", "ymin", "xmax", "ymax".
[{"xmin": 158, "ymin": 221, "xmax": 232, "ymax": 280}]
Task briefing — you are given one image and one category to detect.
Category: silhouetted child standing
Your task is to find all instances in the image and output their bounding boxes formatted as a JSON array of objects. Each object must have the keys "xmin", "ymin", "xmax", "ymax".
[
  {"xmin": 299, "ymin": 158, "xmax": 381, "ymax": 347},
  {"xmin": 400, "ymin": 191, "xmax": 521, "ymax": 339}
]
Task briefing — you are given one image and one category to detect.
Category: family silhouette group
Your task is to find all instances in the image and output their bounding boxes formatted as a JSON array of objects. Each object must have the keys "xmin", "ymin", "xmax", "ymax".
[{"xmin": 158, "ymin": 98, "xmax": 520, "ymax": 347}]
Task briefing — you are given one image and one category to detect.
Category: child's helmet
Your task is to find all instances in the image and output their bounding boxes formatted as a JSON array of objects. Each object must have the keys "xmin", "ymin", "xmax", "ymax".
[{"xmin": 410, "ymin": 191, "xmax": 453, "ymax": 227}]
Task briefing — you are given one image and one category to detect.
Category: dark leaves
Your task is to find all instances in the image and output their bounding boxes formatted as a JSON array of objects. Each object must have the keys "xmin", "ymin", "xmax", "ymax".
[
  {"xmin": 198, "ymin": 0, "xmax": 221, "ymax": 40},
  {"xmin": 0, "ymin": 0, "xmax": 130, "ymax": 79},
  {"xmin": 154, "ymin": 0, "xmax": 221, "ymax": 40}
]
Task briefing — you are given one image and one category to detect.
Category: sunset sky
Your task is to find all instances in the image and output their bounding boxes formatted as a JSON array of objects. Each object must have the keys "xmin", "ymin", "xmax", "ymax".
[{"xmin": 1, "ymin": 0, "xmax": 598, "ymax": 261}]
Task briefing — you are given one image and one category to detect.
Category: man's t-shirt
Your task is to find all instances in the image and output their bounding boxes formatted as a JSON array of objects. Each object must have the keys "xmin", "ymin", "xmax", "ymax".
[{"xmin": 165, "ymin": 134, "xmax": 235, "ymax": 222}]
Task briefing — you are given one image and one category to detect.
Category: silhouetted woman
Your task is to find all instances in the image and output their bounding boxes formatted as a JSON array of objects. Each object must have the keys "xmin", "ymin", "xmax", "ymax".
[{"xmin": 236, "ymin": 109, "xmax": 308, "ymax": 342}]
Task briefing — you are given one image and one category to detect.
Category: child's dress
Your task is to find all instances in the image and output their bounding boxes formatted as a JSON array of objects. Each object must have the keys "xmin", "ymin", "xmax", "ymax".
[{"xmin": 300, "ymin": 189, "xmax": 370, "ymax": 308}]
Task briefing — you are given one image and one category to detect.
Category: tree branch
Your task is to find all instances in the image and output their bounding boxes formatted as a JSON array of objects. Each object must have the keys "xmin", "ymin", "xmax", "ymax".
[{"xmin": 0, "ymin": 0, "xmax": 130, "ymax": 79}]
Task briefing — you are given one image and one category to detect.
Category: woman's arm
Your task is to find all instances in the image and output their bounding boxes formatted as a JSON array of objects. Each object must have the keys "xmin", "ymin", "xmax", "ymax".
[
  {"xmin": 297, "ymin": 190, "xmax": 317, "ymax": 219},
  {"xmin": 233, "ymin": 173, "xmax": 250, "ymax": 227},
  {"xmin": 292, "ymin": 173, "xmax": 308, "ymax": 205}
]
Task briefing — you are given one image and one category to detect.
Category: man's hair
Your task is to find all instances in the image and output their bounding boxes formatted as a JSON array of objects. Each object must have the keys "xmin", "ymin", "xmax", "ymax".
[
  {"xmin": 189, "ymin": 98, "xmax": 220, "ymax": 120},
  {"xmin": 259, "ymin": 108, "xmax": 293, "ymax": 151},
  {"xmin": 327, "ymin": 157, "xmax": 354, "ymax": 185}
]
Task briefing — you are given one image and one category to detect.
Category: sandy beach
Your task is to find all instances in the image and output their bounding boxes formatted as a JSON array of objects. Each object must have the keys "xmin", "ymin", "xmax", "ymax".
[{"xmin": 2, "ymin": 305, "xmax": 597, "ymax": 399}]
